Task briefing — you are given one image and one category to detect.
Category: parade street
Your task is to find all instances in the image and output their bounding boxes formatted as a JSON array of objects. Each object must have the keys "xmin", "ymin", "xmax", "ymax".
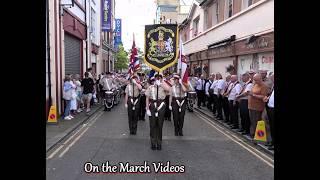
[{"xmin": 46, "ymin": 102, "xmax": 274, "ymax": 180}]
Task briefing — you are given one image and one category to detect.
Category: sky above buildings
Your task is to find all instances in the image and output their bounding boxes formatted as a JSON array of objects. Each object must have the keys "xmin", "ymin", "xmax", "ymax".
[
  {"xmin": 115, "ymin": 0, "xmax": 157, "ymax": 52},
  {"xmin": 115, "ymin": 0, "xmax": 194, "ymax": 52}
]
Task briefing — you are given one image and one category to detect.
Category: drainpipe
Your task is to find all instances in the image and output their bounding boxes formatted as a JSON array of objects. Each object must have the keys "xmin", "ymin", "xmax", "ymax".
[
  {"xmin": 86, "ymin": 0, "xmax": 91, "ymax": 71},
  {"xmin": 47, "ymin": 0, "xmax": 52, "ymax": 106}
]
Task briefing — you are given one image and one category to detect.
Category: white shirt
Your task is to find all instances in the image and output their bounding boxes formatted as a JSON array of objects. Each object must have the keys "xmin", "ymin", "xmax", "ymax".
[
  {"xmin": 205, "ymin": 80, "xmax": 213, "ymax": 95},
  {"xmin": 239, "ymin": 81, "xmax": 253, "ymax": 100},
  {"xmin": 196, "ymin": 79, "xmax": 206, "ymax": 90},
  {"xmin": 268, "ymin": 90, "xmax": 274, "ymax": 108},
  {"xmin": 211, "ymin": 80, "xmax": 219, "ymax": 95},
  {"xmin": 217, "ymin": 79, "xmax": 226, "ymax": 95},
  {"xmin": 228, "ymin": 82, "xmax": 242, "ymax": 101}
]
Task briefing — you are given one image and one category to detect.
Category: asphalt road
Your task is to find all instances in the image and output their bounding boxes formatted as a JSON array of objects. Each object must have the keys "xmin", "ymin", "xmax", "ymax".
[{"xmin": 46, "ymin": 101, "xmax": 274, "ymax": 180}]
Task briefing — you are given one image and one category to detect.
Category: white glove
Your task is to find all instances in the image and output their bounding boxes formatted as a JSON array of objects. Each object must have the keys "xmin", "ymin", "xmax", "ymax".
[
  {"xmin": 169, "ymin": 106, "xmax": 172, "ymax": 110},
  {"xmin": 156, "ymin": 80, "xmax": 161, "ymax": 86},
  {"xmin": 179, "ymin": 79, "xmax": 182, "ymax": 84},
  {"xmin": 147, "ymin": 109, "xmax": 151, "ymax": 116},
  {"xmin": 125, "ymin": 104, "xmax": 128, "ymax": 108},
  {"xmin": 132, "ymin": 79, "xmax": 136, "ymax": 84}
]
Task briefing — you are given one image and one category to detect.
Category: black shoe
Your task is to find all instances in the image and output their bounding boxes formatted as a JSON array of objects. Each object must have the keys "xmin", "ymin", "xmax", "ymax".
[
  {"xmin": 130, "ymin": 132, "xmax": 134, "ymax": 135},
  {"xmin": 241, "ymin": 132, "xmax": 248, "ymax": 135},
  {"xmin": 103, "ymin": 108, "xmax": 107, "ymax": 111},
  {"xmin": 175, "ymin": 131, "xmax": 179, "ymax": 136},
  {"xmin": 237, "ymin": 129, "xmax": 244, "ymax": 132},
  {"xmin": 132, "ymin": 132, "xmax": 137, "ymax": 135},
  {"xmin": 179, "ymin": 132, "xmax": 183, "ymax": 136},
  {"xmin": 167, "ymin": 118, "xmax": 171, "ymax": 121},
  {"xmin": 151, "ymin": 145, "xmax": 156, "ymax": 150},
  {"xmin": 157, "ymin": 145, "xmax": 162, "ymax": 150}
]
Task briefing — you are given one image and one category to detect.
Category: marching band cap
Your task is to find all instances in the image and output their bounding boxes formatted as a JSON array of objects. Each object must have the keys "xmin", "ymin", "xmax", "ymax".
[
  {"xmin": 150, "ymin": 77, "xmax": 155, "ymax": 81},
  {"xmin": 248, "ymin": 70, "xmax": 255, "ymax": 74},
  {"xmin": 173, "ymin": 74, "xmax": 180, "ymax": 79},
  {"xmin": 154, "ymin": 73, "xmax": 163, "ymax": 78}
]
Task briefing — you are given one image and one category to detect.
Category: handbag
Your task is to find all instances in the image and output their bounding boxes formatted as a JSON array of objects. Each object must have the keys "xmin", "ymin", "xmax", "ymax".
[{"xmin": 63, "ymin": 89, "xmax": 72, "ymax": 100}]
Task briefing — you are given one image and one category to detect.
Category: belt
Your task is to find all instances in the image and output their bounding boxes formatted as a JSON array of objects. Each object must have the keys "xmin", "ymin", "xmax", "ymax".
[
  {"xmin": 128, "ymin": 96, "xmax": 140, "ymax": 111},
  {"xmin": 173, "ymin": 97, "xmax": 185, "ymax": 112},
  {"xmin": 172, "ymin": 97, "xmax": 185, "ymax": 100},
  {"xmin": 128, "ymin": 95, "xmax": 140, "ymax": 99},
  {"xmin": 149, "ymin": 99, "xmax": 165, "ymax": 102},
  {"xmin": 149, "ymin": 99, "xmax": 165, "ymax": 117}
]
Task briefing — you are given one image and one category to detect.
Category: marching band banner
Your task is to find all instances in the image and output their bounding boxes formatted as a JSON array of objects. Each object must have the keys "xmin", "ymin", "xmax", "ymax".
[{"xmin": 144, "ymin": 24, "xmax": 179, "ymax": 72}]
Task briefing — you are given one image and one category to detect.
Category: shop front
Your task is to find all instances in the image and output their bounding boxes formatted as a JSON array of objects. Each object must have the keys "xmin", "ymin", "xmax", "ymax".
[{"xmin": 235, "ymin": 32, "xmax": 274, "ymax": 76}]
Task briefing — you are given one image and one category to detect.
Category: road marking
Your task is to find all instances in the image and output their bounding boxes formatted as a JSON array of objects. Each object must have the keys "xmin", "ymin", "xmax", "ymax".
[
  {"xmin": 58, "ymin": 126, "xmax": 90, "ymax": 158},
  {"xmin": 47, "ymin": 145, "xmax": 64, "ymax": 159},
  {"xmin": 195, "ymin": 112, "xmax": 274, "ymax": 168},
  {"xmin": 195, "ymin": 111, "xmax": 274, "ymax": 162},
  {"xmin": 58, "ymin": 112, "xmax": 103, "ymax": 158},
  {"xmin": 46, "ymin": 111, "xmax": 103, "ymax": 160}
]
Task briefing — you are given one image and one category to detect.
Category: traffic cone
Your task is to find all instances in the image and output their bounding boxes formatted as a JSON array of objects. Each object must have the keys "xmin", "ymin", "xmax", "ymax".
[{"xmin": 254, "ymin": 120, "xmax": 267, "ymax": 142}]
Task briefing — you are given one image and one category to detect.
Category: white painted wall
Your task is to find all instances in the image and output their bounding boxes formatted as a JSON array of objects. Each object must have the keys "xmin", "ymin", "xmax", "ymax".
[
  {"xmin": 189, "ymin": 4, "xmax": 204, "ymax": 37},
  {"xmin": 209, "ymin": 57, "xmax": 234, "ymax": 79},
  {"xmin": 68, "ymin": 2, "xmax": 86, "ymax": 22},
  {"xmin": 184, "ymin": 0, "xmax": 273, "ymax": 55},
  {"xmin": 237, "ymin": 54, "xmax": 253, "ymax": 76}
]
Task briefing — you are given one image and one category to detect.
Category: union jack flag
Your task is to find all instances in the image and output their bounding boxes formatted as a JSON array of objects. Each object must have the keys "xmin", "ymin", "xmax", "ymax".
[{"xmin": 128, "ymin": 33, "xmax": 140, "ymax": 77}]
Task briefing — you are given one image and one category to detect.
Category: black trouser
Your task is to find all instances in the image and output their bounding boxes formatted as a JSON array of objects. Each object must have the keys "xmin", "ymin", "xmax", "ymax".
[
  {"xmin": 139, "ymin": 95, "xmax": 146, "ymax": 120},
  {"xmin": 164, "ymin": 95, "xmax": 171, "ymax": 120},
  {"xmin": 217, "ymin": 95, "xmax": 223, "ymax": 119},
  {"xmin": 229, "ymin": 100, "xmax": 239, "ymax": 128},
  {"xmin": 222, "ymin": 97, "xmax": 230, "ymax": 122},
  {"xmin": 239, "ymin": 99, "xmax": 250, "ymax": 133},
  {"xmin": 212, "ymin": 94, "xmax": 218, "ymax": 115},
  {"xmin": 127, "ymin": 97, "xmax": 140, "ymax": 134},
  {"xmin": 196, "ymin": 89, "xmax": 205, "ymax": 107},
  {"xmin": 172, "ymin": 97, "xmax": 187, "ymax": 134},
  {"xmin": 149, "ymin": 100, "xmax": 166, "ymax": 147},
  {"xmin": 207, "ymin": 93, "xmax": 213, "ymax": 111},
  {"xmin": 266, "ymin": 106, "xmax": 274, "ymax": 145}
]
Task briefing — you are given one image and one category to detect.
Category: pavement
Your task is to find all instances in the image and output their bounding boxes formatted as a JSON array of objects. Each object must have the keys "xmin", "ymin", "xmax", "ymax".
[
  {"xmin": 46, "ymin": 104, "xmax": 103, "ymax": 152},
  {"xmin": 193, "ymin": 106, "xmax": 274, "ymax": 156},
  {"xmin": 46, "ymin": 100, "xmax": 274, "ymax": 180}
]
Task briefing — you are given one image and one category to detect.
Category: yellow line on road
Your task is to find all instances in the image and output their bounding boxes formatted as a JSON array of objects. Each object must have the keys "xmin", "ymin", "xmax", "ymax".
[{"xmin": 195, "ymin": 112, "xmax": 274, "ymax": 168}]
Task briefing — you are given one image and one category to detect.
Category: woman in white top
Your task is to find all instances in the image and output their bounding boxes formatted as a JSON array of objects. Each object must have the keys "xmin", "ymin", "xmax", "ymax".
[
  {"xmin": 74, "ymin": 74, "xmax": 83, "ymax": 113},
  {"xmin": 70, "ymin": 75, "xmax": 78, "ymax": 115}
]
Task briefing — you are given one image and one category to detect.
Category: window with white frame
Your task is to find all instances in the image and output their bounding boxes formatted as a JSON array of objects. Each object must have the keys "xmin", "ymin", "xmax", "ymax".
[
  {"xmin": 90, "ymin": 8, "xmax": 96, "ymax": 43},
  {"xmin": 193, "ymin": 16, "xmax": 199, "ymax": 37},
  {"xmin": 242, "ymin": 0, "xmax": 253, "ymax": 10}
]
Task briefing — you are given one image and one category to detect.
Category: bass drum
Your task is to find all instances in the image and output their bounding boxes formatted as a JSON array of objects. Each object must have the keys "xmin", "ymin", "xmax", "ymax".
[
  {"xmin": 104, "ymin": 91, "xmax": 114, "ymax": 111},
  {"xmin": 187, "ymin": 91, "xmax": 197, "ymax": 112}
]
